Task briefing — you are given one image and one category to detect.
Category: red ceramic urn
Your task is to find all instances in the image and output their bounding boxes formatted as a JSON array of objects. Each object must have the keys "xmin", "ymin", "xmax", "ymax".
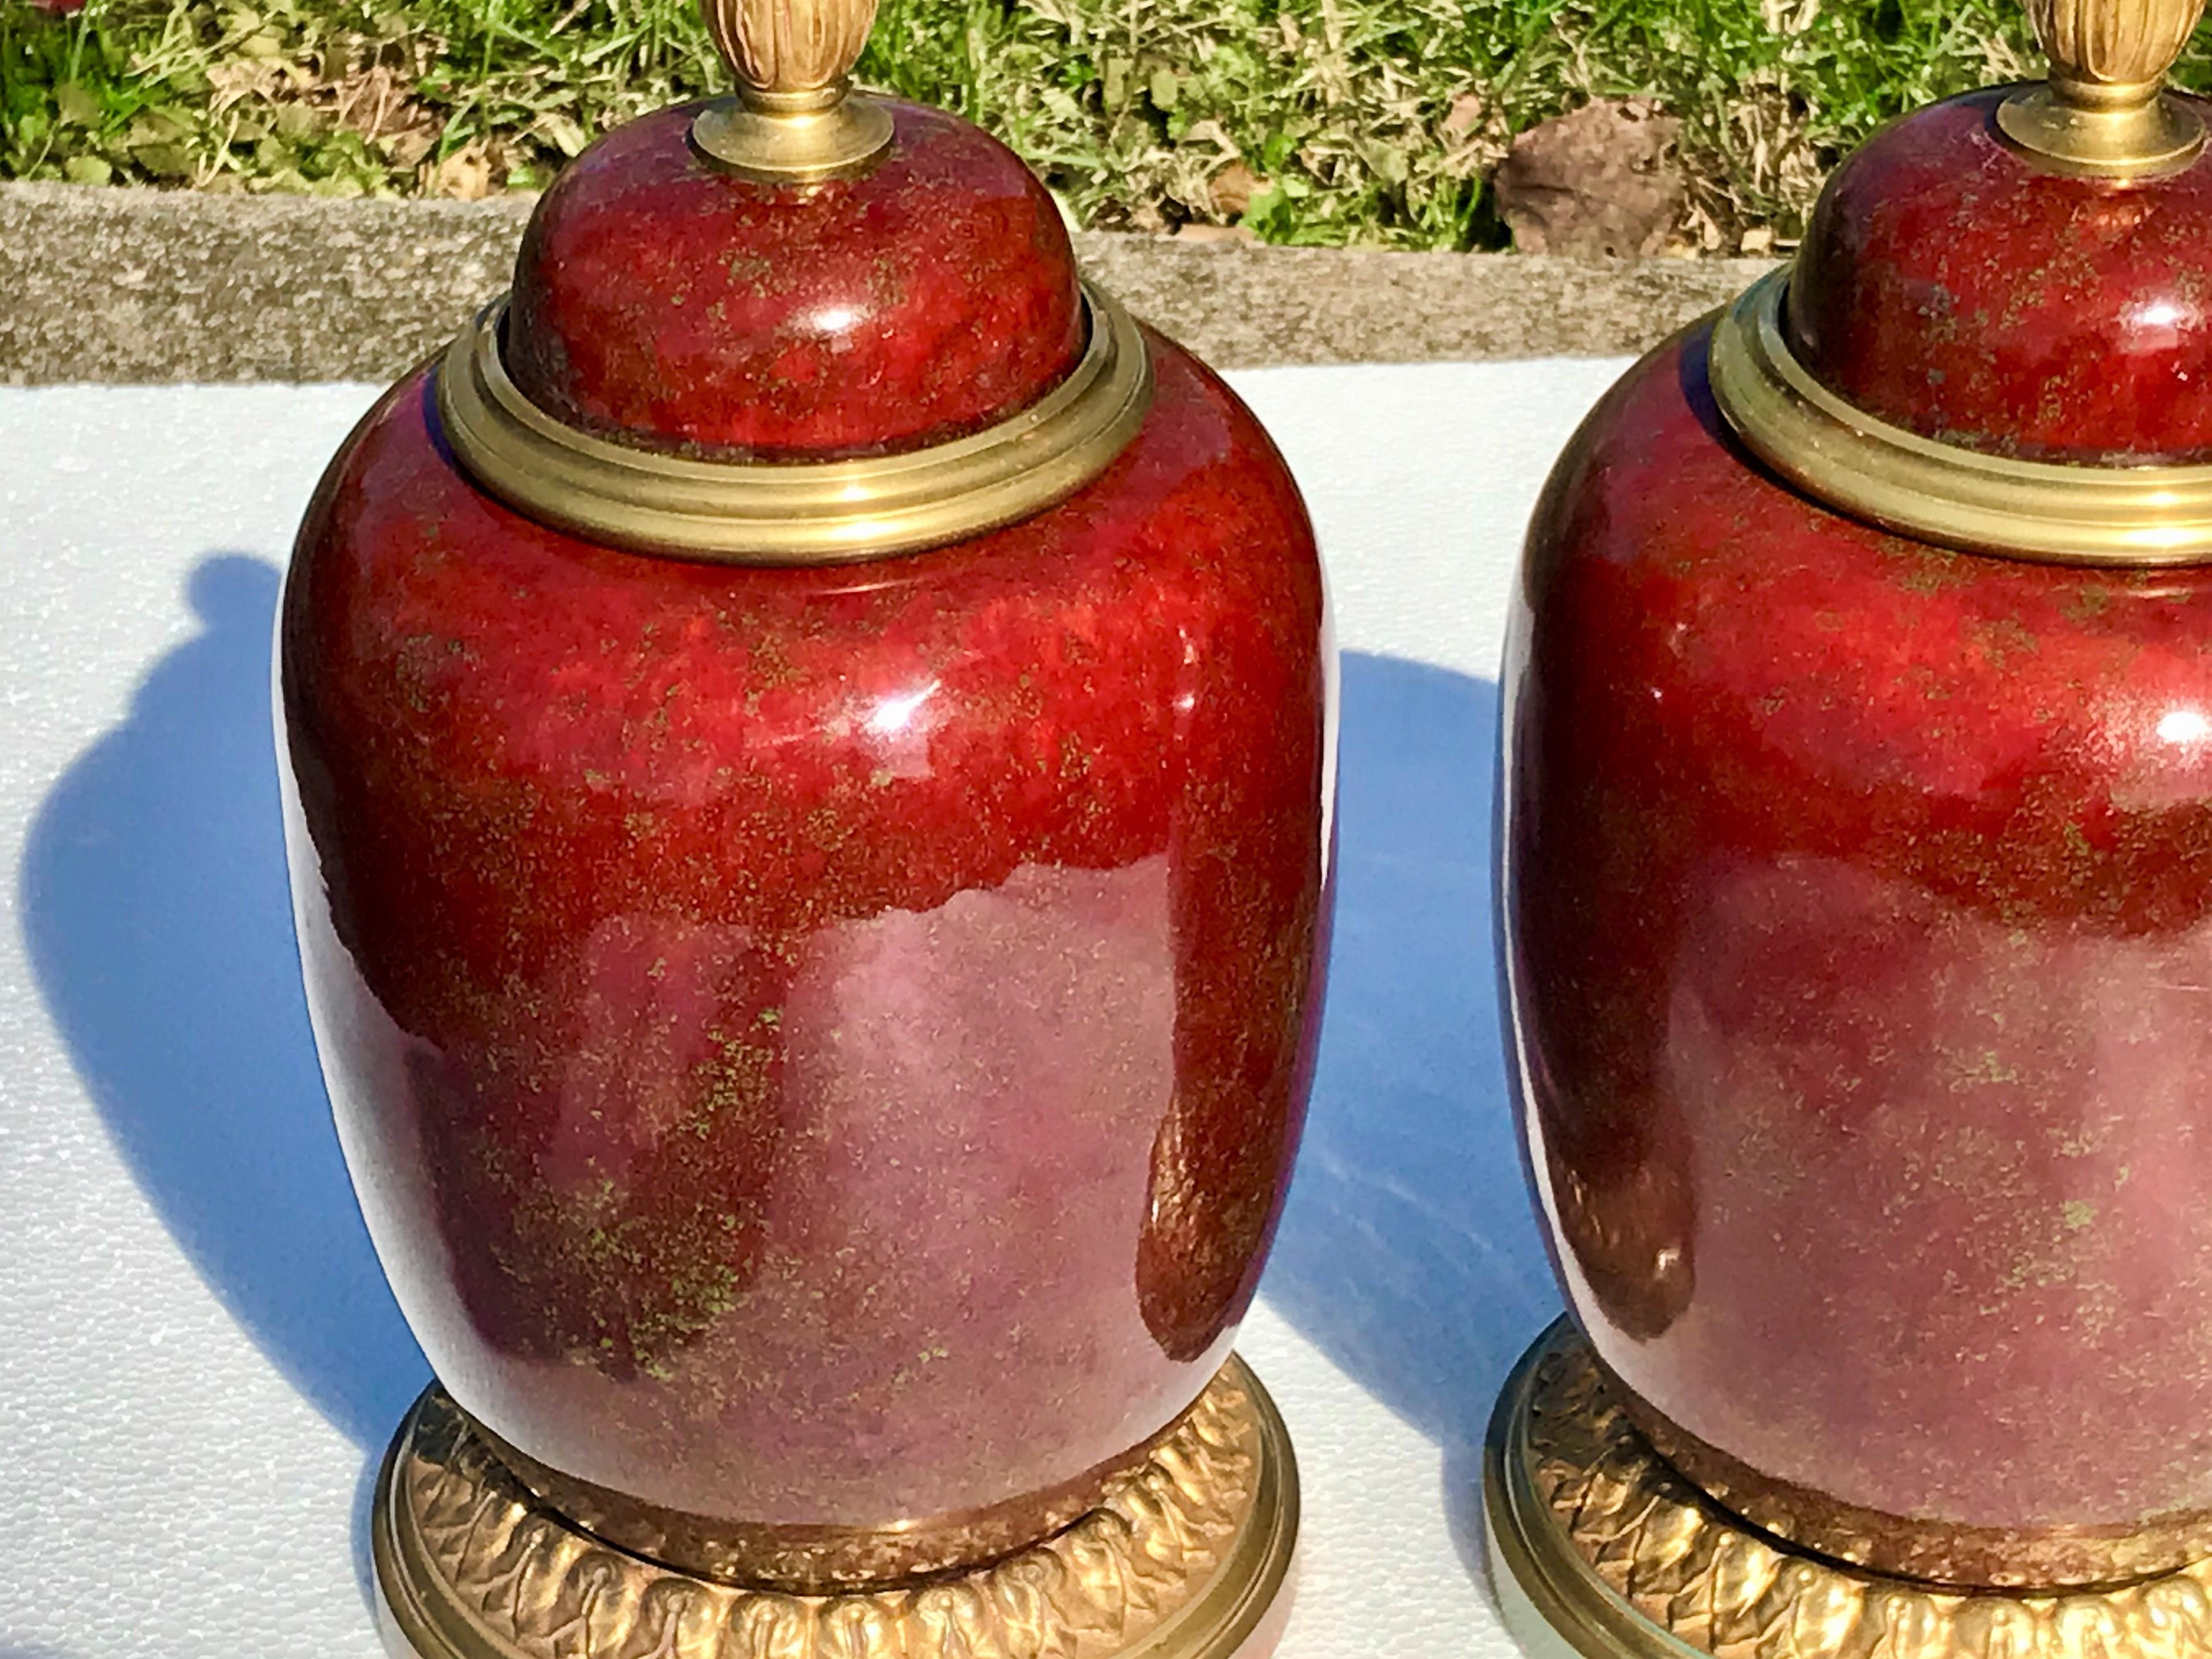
[
  {"xmin": 1486, "ymin": 0, "xmax": 2212, "ymax": 1652},
  {"xmin": 276, "ymin": 3, "xmax": 1325, "ymax": 1653}
]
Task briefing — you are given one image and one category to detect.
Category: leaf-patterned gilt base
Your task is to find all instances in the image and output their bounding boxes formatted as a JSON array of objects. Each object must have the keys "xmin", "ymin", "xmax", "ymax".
[
  {"xmin": 371, "ymin": 1355, "xmax": 1296, "ymax": 1659},
  {"xmin": 1485, "ymin": 1320, "xmax": 2212, "ymax": 1659}
]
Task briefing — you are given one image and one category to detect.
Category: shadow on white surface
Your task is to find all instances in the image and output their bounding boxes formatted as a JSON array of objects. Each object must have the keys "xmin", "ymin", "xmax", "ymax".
[
  {"xmin": 19, "ymin": 554, "xmax": 431, "ymax": 1452},
  {"xmin": 1264, "ymin": 653, "xmax": 1562, "ymax": 1574},
  {"xmin": 14, "ymin": 552, "xmax": 1557, "ymax": 1608}
]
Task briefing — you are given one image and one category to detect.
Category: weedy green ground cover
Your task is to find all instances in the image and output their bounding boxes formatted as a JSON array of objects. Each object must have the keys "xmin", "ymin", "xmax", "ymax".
[{"xmin": 0, "ymin": 0, "xmax": 2184, "ymax": 250}]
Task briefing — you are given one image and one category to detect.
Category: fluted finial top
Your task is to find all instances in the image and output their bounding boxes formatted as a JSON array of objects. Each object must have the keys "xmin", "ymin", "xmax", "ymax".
[
  {"xmin": 1998, "ymin": 0, "xmax": 2208, "ymax": 174},
  {"xmin": 690, "ymin": 0, "xmax": 893, "ymax": 179},
  {"xmin": 2027, "ymin": 0, "xmax": 2203, "ymax": 99},
  {"xmin": 705, "ymin": 0, "xmax": 879, "ymax": 103}
]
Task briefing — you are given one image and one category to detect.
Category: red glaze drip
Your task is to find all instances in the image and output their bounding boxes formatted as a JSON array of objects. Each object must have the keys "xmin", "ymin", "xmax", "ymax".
[
  {"xmin": 1505, "ymin": 323, "xmax": 2212, "ymax": 1583},
  {"xmin": 504, "ymin": 101, "xmax": 1085, "ymax": 460},
  {"xmin": 1789, "ymin": 89, "xmax": 2212, "ymax": 464},
  {"xmin": 279, "ymin": 336, "xmax": 1329, "ymax": 1543}
]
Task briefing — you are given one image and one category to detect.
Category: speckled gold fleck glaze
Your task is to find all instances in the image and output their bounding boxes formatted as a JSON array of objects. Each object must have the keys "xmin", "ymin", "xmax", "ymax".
[
  {"xmin": 1789, "ymin": 88, "xmax": 2212, "ymax": 467},
  {"xmin": 505, "ymin": 100, "xmax": 1084, "ymax": 460},
  {"xmin": 1613, "ymin": 1374, "xmax": 2212, "ymax": 1591},
  {"xmin": 474, "ymin": 1409, "xmax": 1178, "ymax": 1590}
]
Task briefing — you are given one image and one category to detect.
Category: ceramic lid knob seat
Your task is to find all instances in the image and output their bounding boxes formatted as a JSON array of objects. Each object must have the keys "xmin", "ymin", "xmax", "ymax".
[
  {"xmin": 501, "ymin": 0, "xmax": 1086, "ymax": 460},
  {"xmin": 1781, "ymin": 0, "xmax": 2212, "ymax": 471}
]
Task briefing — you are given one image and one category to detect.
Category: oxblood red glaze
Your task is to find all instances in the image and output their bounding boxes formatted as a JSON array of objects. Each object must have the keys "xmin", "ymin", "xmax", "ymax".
[
  {"xmin": 1791, "ymin": 89, "xmax": 2212, "ymax": 463},
  {"xmin": 1505, "ymin": 323, "xmax": 2212, "ymax": 1584},
  {"xmin": 505, "ymin": 101, "xmax": 1085, "ymax": 458},
  {"xmin": 279, "ymin": 336, "xmax": 1329, "ymax": 1551}
]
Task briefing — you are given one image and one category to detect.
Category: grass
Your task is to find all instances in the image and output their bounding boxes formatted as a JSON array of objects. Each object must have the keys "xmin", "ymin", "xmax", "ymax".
[{"xmin": 3, "ymin": 0, "xmax": 2207, "ymax": 250}]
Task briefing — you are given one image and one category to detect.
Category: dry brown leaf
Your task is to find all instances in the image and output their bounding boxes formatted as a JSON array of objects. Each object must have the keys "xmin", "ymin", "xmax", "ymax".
[
  {"xmin": 1209, "ymin": 160, "xmax": 1264, "ymax": 215},
  {"xmin": 1493, "ymin": 97, "xmax": 1685, "ymax": 258},
  {"xmin": 427, "ymin": 139, "xmax": 497, "ymax": 199}
]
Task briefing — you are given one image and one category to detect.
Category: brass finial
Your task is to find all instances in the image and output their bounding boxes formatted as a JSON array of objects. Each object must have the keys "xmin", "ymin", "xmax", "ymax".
[
  {"xmin": 691, "ymin": 0, "xmax": 894, "ymax": 181},
  {"xmin": 1997, "ymin": 0, "xmax": 2207, "ymax": 176}
]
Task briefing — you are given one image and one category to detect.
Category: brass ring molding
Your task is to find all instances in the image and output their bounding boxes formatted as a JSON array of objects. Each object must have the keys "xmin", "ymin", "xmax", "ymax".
[
  {"xmin": 436, "ymin": 282, "xmax": 1154, "ymax": 565},
  {"xmin": 1709, "ymin": 269, "xmax": 2212, "ymax": 567}
]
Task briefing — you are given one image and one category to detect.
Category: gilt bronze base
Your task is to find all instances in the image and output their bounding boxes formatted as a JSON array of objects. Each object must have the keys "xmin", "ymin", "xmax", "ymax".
[
  {"xmin": 373, "ymin": 1355, "xmax": 1297, "ymax": 1659},
  {"xmin": 1485, "ymin": 1321, "xmax": 2212, "ymax": 1659}
]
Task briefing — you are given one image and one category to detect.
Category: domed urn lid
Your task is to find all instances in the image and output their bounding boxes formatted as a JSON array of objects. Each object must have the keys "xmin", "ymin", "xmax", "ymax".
[
  {"xmin": 1708, "ymin": 0, "xmax": 2212, "ymax": 564},
  {"xmin": 435, "ymin": 0, "xmax": 1151, "ymax": 563}
]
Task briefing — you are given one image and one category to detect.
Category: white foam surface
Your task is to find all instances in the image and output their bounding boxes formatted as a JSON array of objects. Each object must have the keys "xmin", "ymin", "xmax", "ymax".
[{"xmin": 0, "ymin": 358, "xmax": 1630, "ymax": 1659}]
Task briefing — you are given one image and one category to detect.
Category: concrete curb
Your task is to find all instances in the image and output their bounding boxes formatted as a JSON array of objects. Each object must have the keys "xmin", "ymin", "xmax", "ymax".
[{"xmin": 0, "ymin": 181, "xmax": 1777, "ymax": 383}]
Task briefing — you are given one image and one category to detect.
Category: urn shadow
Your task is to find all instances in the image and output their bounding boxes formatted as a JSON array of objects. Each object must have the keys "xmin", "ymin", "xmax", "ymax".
[
  {"xmin": 19, "ymin": 570, "xmax": 1553, "ymax": 1601},
  {"xmin": 1261, "ymin": 651, "xmax": 1561, "ymax": 1564},
  {"xmin": 19, "ymin": 553, "xmax": 430, "ymax": 1452}
]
